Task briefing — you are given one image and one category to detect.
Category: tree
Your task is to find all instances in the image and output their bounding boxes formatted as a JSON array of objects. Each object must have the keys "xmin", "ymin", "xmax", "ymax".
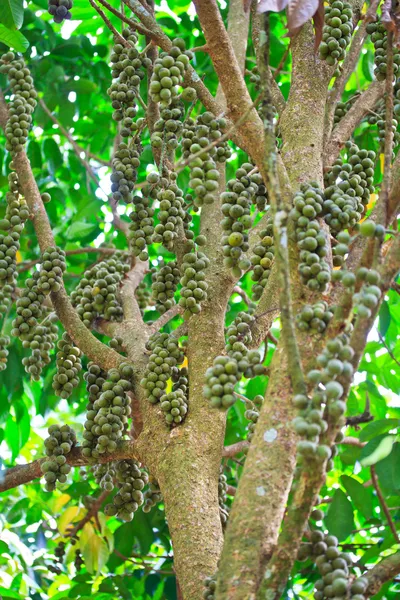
[{"xmin": 0, "ymin": 0, "xmax": 399, "ymax": 599}]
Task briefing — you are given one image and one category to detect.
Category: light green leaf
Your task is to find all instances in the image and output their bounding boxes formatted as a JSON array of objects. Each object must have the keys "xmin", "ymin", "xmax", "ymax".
[
  {"xmin": 66, "ymin": 221, "xmax": 97, "ymax": 240},
  {"xmin": 359, "ymin": 418, "xmax": 399, "ymax": 442},
  {"xmin": 80, "ymin": 522, "xmax": 110, "ymax": 574},
  {"xmin": 0, "ymin": 24, "xmax": 28, "ymax": 52},
  {"xmin": 0, "ymin": 0, "xmax": 24, "ymax": 30},
  {"xmin": 360, "ymin": 435, "xmax": 395, "ymax": 467},
  {"xmin": 325, "ymin": 488, "xmax": 355, "ymax": 541},
  {"xmin": 0, "ymin": 588, "xmax": 23, "ymax": 599}
]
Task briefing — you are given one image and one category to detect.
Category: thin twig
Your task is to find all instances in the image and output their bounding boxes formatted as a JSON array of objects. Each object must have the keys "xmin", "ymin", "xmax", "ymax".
[
  {"xmin": 346, "ymin": 393, "xmax": 374, "ymax": 428},
  {"xmin": 66, "ymin": 490, "xmax": 110, "ymax": 539},
  {"xmin": 113, "ymin": 548, "xmax": 174, "ymax": 574},
  {"xmin": 222, "ymin": 440, "xmax": 249, "ymax": 457},
  {"xmin": 39, "ymin": 97, "xmax": 101, "ymax": 186},
  {"xmin": 148, "ymin": 304, "xmax": 183, "ymax": 334},
  {"xmin": 233, "ymin": 285, "xmax": 252, "ymax": 306},
  {"xmin": 18, "ymin": 247, "xmax": 125, "ymax": 273},
  {"xmin": 95, "ymin": 0, "xmax": 153, "ymax": 36},
  {"xmin": 371, "ymin": 465, "xmax": 400, "ymax": 543},
  {"xmin": 274, "ymin": 44, "xmax": 290, "ymax": 81},
  {"xmin": 89, "ymin": 0, "xmax": 131, "ymax": 47}
]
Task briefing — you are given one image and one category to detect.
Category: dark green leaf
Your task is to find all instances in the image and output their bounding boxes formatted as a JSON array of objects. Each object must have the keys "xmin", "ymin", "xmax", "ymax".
[
  {"xmin": 379, "ymin": 302, "xmax": 391, "ymax": 337},
  {"xmin": 27, "ymin": 140, "xmax": 42, "ymax": 170},
  {"xmin": 325, "ymin": 489, "xmax": 354, "ymax": 541},
  {"xmin": 43, "ymin": 138, "xmax": 63, "ymax": 173},
  {"xmin": 340, "ymin": 475, "xmax": 373, "ymax": 520}
]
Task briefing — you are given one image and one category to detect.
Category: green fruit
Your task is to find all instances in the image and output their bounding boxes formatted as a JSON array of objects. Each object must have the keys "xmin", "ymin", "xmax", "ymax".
[{"xmin": 360, "ymin": 220, "xmax": 376, "ymax": 237}]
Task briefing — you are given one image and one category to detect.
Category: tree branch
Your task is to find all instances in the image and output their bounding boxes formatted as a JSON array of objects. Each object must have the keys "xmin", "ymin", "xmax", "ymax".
[
  {"xmin": 66, "ymin": 489, "xmax": 110, "ymax": 539},
  {"xmin": 0, "ymin": 441, "xmax": 137, "ymax": 493},
  {"xmin": 324, "ymin": 81, "xmax": 385, "ymax": 169},
  {"xmin": 0, "ymin": 93, "xmax": 122, "ymax": 371},
  {"xmin": 121, "ymin": 260, "xmax": 148, "ymax": 322},
  {"xmin": 324, "ymin": 23, "xmax": 367, "ymax": 143},
  {"xmin": 148, "ymin": 304, "xmax": 183, "ymax": 334},
  {"xmin": 192, "ymin": 0, "xmax": 264, "ymax": 168},
  {"xmin": 222, "ymin": 441, "xmax": 249, "ymax": 457},
  {"xmin": 365, "ymin": 551, "xmax": 400, "ymax": 596}
]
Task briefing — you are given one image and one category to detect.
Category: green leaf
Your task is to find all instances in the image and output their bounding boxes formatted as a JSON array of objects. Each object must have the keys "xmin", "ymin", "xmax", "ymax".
[
  {"xmin": 375, "ymin": 443, "xmax": 400, "ymax": 494},
  {"xmin": 379, "ymin": 302, "xmax": 391, "ymax": 337},
  {"xmin": 27, "ymin": 140, "xmax": 42, "ymax": 170},
  {"xmin": 340, "ymin": 475, "xmax": 373, "ymax": 520},
  {"xmin": 43, "ymin": 138, "xmax": 63, "ymax": 173},
  {"xmin": 0, "ymin": 0, "xmax": 24, "ymax": 30},
  {"xmin": 64, "ymin": 78, "xmax": 97, "ymax": 94},
  {"xmin": 0, "ymin": 588, "xmax": 23, "ymax": 600},
  {"xmin": 0, "ymin": 540, "xmax": 9, "ymax": 554},
  {"xmin": 0, "ymin": 24, "xmax": 28, "ymax": 52},
  {"xmin": 325, "ymin": 488, "xmax": 355, "ymax": 541},
  {"xmin": 5, "ymin": 414, "xmax": 19, "ymax": 461},
  {"xmin": 359, "ymin": 418, "xmax": 400, "ymax": 442},
  {"xmin": 65, "ymin": 221, "xmax": 97, "ymax": 240},
  {"xmin": 80, "ymin": 522, "xmax": 110, "ymax": 575},
  {"xmin": 360, "ymin": 434, "xmax": 395, "ymax": 467}
]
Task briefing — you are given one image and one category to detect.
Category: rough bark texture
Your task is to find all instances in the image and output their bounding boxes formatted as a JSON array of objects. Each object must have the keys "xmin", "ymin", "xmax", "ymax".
[
  {"xmin": 216, "ymin": 347, "xmax": 298, "ymax": 600},
  {"xmin": 280, "ymin": 24, "xmax": 332, "ymax": 187},
  {"xmin": 2, "ymin": 4, "xmax": 400, "ymax": 600}
]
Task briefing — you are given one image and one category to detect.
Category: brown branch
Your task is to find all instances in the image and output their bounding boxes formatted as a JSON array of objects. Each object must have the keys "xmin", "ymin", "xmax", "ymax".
[
  {"xmin": 341, "ymin": 436, "xmax": 366, "ymax": 447},
  {"xmin": 346, "ymin": 393, "xmax": 373, "ymax": 428},
  {"xmin": 233, "ymin": 285, "xmax": 252, "ymax": 307},
  {"xmin": 222, "ymin": 441, "xmax": 249, "ymax": 457},
  {"xmin": 0, "ymin": 93, "xmax": 123, "ymax": 371},
  {"xmin": 324, "ymin": 22, "xmax": 368, "ymax": 144},
  {"xmin": 148, "ymin": 304, "xmax": 183, "ymax": 334},
  {"xmin": 0, "ymin": 441, "xmax": 137, "ymax": 493},
  {"xmin": 95, "ymin": 0, "xmax": 153, "ymax": 36},
  {"xmin": 89, "ymin": 0, "xmax": 132, "ymax": 47},
  {"xmin": 371, "ymin": 466, "xmax": 400, "ymax": 543},
  {"xmin": 66, "ymin": 489, "xmax": 110, "ymax": 539},
  {"xmin": 121, "ymin": 260, "xmax": 148, "ymax": 322},
  {"xmin": 324, "ymin": 81, "xmax": 385, "ymax": 169},
  {"xmin": 365, "ymin": 551, "xmax": 400, "ymax": 596},
  {"xmin": 192, "ymin": 0, "xmax": 264, "ymax": 168}
]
